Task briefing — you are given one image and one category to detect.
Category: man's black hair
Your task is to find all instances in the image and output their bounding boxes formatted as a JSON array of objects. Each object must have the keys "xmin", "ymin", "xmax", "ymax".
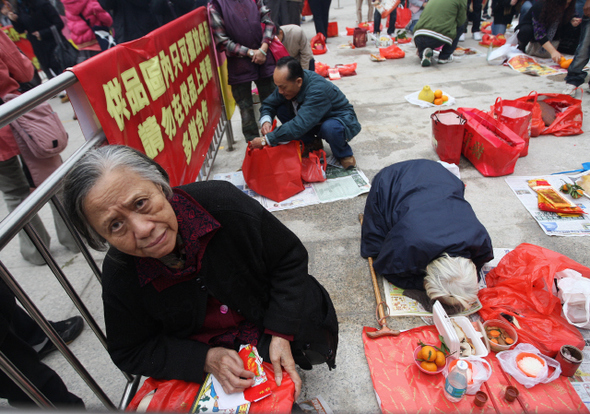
[{"xmin": 276, "ymin": 56, "xmax": 304, "ymax": 82}]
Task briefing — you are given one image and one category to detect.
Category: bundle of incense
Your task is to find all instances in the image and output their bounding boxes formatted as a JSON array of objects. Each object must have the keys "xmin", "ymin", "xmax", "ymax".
[{"xmin": 528, "ymin": 179, "xmax": 584, "ymax": 216}]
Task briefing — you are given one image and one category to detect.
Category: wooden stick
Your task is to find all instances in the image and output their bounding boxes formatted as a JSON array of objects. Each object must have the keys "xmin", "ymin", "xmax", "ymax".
[
  {"xmin": 483, "ymin": 381, "xmax": 500, "ymax": 414},
  {"xmin": 359, "ymin": 214, "xmax": 400, "ymax": 339},
  {"xmin": 499, "ymin": 367, "xmax": 529, "ymax": 414}
]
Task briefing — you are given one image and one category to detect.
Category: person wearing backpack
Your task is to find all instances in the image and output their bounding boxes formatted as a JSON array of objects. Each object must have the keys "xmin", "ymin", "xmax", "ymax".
[{"xmin": 0, "ymin": 30, "xmax": 79, "ymax": 265}]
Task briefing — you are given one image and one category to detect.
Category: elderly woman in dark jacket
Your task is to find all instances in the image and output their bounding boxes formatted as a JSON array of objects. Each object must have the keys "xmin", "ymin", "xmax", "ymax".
[{"xmin": 63, "ymin": 145, "xmax": 338, "ymax": 398}]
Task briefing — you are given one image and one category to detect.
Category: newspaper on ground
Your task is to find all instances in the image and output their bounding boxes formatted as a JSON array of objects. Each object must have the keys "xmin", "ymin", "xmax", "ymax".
[
  {"xmin": 295, "ymin": 395, "xmax": 334, "ymax": 414},
  {"xmin": 213, "ymin": 156, "xmax": 371, "ymax": 212},
  {"xmin": 505, "ymin": 174, "xmax": 590, "ymax": 236},
  {"xmin": 506, "ymin": 54, "xmax": 563, "ymax": 76},
  {"xmin": 569, "ymin": 329, "xmax": 590, "ymax": 410}
]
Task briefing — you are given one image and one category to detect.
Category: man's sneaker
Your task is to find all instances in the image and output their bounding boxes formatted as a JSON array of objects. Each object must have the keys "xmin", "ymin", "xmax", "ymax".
[
  {"xmin": 38, "ymin": 316, "xmax": 84, "ymax": 359},
  {"xmin": 339, "ymin": 156, "xmax": 356, "ymax": 170},
  {"xmin": 438, "ymin": 55, "xmax": 454, "ymax": 64},
  {"xmin": 459, "ymin": 33, "xmax": 465, "ymax": 42},
  {"xmin": 473, "ymin": 31, "xmax": 483, "ymax": 41},
  {"xmin": 563, "ymin": 83, "xmax": 577, "ymax": 97},
  {"xmin": 421, "ymin": 47, "xmax": 433, "ymax": 67}
]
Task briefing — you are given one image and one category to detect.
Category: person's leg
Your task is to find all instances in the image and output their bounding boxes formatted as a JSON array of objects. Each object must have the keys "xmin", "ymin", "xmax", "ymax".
[
  {"xmin": 0, "ymin": 157, "xmax": 50, "ymax": 265},
  {"xmin": 414, "ymin": 35, "xmax": 443, "ymax": 66},
  {"xmin": 519, "ymin": 0, "xmax": 532, "ymax": 24},
  {"xmin": 439, "ymin": 24, "xmax": 466, "ymax": 59},
  {"xmin": 516, "ymin": 23, "xmax": 534, "ymax": 51},
  {"xmin": 318, "ymin": 119, "xmax": 353, "ymax": 159},
  {"xmin": 254, "ymin": 76, "xmax": 276, "ymax": 104},
  {"xmin": 491, "ymin": 22, "xmax": 507, "ymax": 35},
  {"xmin": 49, "ymin": 195, "xmax": 80, "ymax": 253},
  {"xmin": 373, "ymin": 9, "xmax": 382, "ymax": 35},
  {"xmin": 356, "ymin": 0, "xmax": 363, "ymax": 23},
  {"xmin": 231, "ymin": 81, "xmax": 259, "ymax": 141},
  {"xmin": 367, "ymin": 0, "xmax": 375, "ymax": 21},
  {"xmin": 308, "ymin": 0, "xmax": 331, "ymax": 37},
  {"xmin": 470, "ymin": 0, "xmax": 482, "ymax": 33},
  {"xmin": 286, "ymin": 0, "xmax": 303, "ymax": 25},
  {"xmin": 309, "ymin": 58, "xmax": 315, "ymax": 71},
  {"xmin": 387, "ymin": 8, "xmax": 397, "ymax": 36},
  {"xmin": 565, "ymin": 17, "xmax": 590, "ymax": 88}
]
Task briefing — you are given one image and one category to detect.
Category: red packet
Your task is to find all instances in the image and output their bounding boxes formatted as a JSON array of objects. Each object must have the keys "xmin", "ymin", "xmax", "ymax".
[
  {"xmin": 238, "ymin": 345, "xmax": 272, "ymax": 402},
  {"xmin": 328, "ymin": 68, "xmax": 341, "ymax": 80}
]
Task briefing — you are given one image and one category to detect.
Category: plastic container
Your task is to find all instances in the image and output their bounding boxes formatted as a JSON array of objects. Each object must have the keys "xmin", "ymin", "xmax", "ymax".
[
  {"xmin": 444, "ymin": 359, "xmax": 468, "ymax": 402},
  {"xmin": 413, "ymin": 346, "xmax": 445, "ymax": 375},
  {"xmin": 482, "ymin": 319, "xmax": 518, "ymax": 352},
  {"xmin": 474, "ymin": 391, "xmax": 488, "ymax": 407},
  {"xmin": 433, "ymin": 301, "xmax": 488, "ymax": 359},
  {"xmin": 556, "ymin": 345, "xmax": 584, "ymax": 377}
]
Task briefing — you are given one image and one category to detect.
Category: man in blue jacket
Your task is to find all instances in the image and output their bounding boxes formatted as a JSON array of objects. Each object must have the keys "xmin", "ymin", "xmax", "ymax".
[{"xmin": 250, "ymin": 57, "xmax": 361, "ymax": 170}]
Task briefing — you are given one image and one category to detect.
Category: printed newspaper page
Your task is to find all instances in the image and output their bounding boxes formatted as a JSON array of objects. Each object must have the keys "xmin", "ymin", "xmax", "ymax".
[
  {"xmin": 568, "ymin": 329, "xmax": 590, "ymax": 411},
  {"xmin": 296, "ymin": 395, "xmax": 334, "ymax": 414},
  {"xmin": 213, "ymin": 162, "xmax": 370, "ymax": 212},
  {"xmin": 505, "ymin": 174, "xmax": 590, "ymax": 236}
]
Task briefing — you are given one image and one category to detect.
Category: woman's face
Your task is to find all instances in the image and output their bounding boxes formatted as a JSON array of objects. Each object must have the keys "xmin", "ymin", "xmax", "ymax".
[{"xmin": 83, "ymin": 168, "xmax": 178, "ymax": 258}]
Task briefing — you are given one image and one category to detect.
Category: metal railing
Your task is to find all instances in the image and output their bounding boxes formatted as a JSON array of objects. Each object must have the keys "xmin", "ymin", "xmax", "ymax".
[{"xmin": 0, "ymin": 64, "xmax": 234, "ymax": 408}]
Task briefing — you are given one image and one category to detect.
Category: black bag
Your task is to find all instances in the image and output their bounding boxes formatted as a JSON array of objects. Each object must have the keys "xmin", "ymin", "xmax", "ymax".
[
  {"xmin": 78, "ymin": 14, "xmax": 116, "ymax": 51},
  {"xmin": 50, "ymin": 25, "xmax": 79, "ymax": 73}
]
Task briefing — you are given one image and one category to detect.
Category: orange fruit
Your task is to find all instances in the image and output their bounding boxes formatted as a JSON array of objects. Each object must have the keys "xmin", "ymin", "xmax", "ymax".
[
  {"xmin": 435, "ymin": 351, "xmax": 446, "ymax": 368},
  {"xmin": 434, "ymin": 89, "xmax": 443, "ymax": 99},
  {"xmin": 560, "ymin": 58, "xmax": 573, "ymax": 69},
  {"xmin": 421, "ymin": 346, "xmax": 437, "ymax": 362},
  {"xmin": 434, "ymin": 98, "xmax": 443, "ymax": 105},
  {"xmin": 442, "ymin": 95, "xmax": 448, "ymax": 102},
  {"xmin": 421, "ymin": 361, "xmax": 438, "ymax": 372},
  {"xmin": 416, "ymin": 347, "xmax": 424, "ymax": 360}
]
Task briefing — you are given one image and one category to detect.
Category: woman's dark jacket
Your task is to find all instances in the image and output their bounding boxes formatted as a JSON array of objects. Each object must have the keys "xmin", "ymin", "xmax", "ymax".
[
  {"xmin": 102, "ymin": 181, "xmax": 338, "ymax": 383},
  {"xmin": 360, "ymin": 159, "xmax": 493, "ymax": 290}
]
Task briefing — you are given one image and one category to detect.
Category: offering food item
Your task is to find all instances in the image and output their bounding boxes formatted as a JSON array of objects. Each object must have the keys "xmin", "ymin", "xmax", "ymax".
[
  {"xmin": 560, "ymin": 181, "xmax": 585, "ymax": 199},
  {"xmin": 528, "ymin": 179, "xmax": 585, "ymax": 216},
  {"xmin": 560, "ymin": 57, "xmax": 573, "ymax": 69},
  {"xmin": 452, "ymin": 320, "xmax": 475, "ymax": 357},
  {"xmin": 421, "ymin": 361, "xmax": 438, "ymax": 372},
  {"xmin": 516, "ymin": 353, "xmax": 545, "ymax": 377},
  {"xmin": 577, "ymin": 174, "xmax": 590, "ymax": 194},
  {"xmin": 418, "ymin": 85, "xmax": 435, "ymax": 103},
  {"xmin": 485, "ymin": 326, "xmax": 514, "ymax": 346},
  {"xmin": 415, "ymin": 340, "xmax": 449, "ymax": 373}
]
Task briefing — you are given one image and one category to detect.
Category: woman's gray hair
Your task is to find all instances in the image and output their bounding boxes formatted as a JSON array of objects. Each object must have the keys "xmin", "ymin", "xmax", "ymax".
[
  {"xmin": 424, "ymin": 253, "xmax": 479, "ymax": 311},
  {"xmin": 63, "ymin": 145, "xmax": 172, "ymax": 251}
]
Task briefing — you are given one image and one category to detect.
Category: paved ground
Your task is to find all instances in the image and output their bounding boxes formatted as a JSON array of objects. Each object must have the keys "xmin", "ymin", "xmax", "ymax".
[{"xmin": 1, "ymin": 0, "xmax": 590, "ymax": 411}]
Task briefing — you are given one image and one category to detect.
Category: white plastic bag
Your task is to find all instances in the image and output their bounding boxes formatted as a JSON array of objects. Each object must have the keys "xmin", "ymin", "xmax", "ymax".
[
  {"xmin": 486, "ymin": 32, "xmax": 519, "ymax": 65},
  {"xmin": 442, "ymin": 357, "xmax": 492, "ymax": 395},
  {"xmin": 557, "ymin": 270, "xmax": 590, "ymax": 329},
  {"xmin": 496, "ymin": 343, "xmax": 561, "ymax": 388}
]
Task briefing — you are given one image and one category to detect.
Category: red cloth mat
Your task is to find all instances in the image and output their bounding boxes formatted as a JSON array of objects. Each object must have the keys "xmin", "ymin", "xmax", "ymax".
[{"xmin": 362, "ymin": 325, "xmax": 588, "ymax": 413}]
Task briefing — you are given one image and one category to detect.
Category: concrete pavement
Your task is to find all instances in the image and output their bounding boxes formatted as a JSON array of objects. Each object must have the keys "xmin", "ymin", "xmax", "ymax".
[{"xmin": 1, "ymin": 0, "xmax": 590, "ymax": 410}]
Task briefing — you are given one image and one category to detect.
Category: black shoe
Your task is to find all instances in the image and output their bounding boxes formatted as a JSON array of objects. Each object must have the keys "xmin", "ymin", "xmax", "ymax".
[{"xmin": 38, "ymin": 316, "xmax": 84, "ymax": 359}]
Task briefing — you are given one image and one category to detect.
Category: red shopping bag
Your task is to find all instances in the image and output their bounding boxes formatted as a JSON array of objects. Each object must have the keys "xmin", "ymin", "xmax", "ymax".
[
  {"xmin": 268, "ymin": 35, "xmax": 290, "ymax": 61},
  {"xmin": 537, "ymin": 93, "xmax": 583, "ymax": 136},
  {"xmin": 431, "ymin": 109, "xmax": 466, "ymax": 165},
  {"xmin": 479, "ymin": 243, "xmax": 590, "ymax": 358},
  {"xmin": 458, "ymin": 107, "xmax": 525, "ymax": 177},
  {"xmin": 301, "ymin": 149, "xmax": 327, "ymax": 183},
  {"xmin": 491, "ymin": 97, "xmax": 532, "ymax": 157},
  {"xmin": 378, "ymin": 44, "xmax": 405, "ymax": 59},
  {"xmin": 394, "ymin": 5, "xmax": 412, "ymax": 28},
  {"xmin": 327, "ymin": 21, "xmax": 338, "ymax": 37},
  {"xmin": 352, "ymin": 27, "xmax": 367, "ymax": 48},
  {"xmin": 315, "ymin": 61, "xmax": 330, "ymax": 77},
  {"xmin": 242, "ymin": 141, "xmax": 304, "ymax": 202},
  {"xmin": 311, "ymin": 32, "xmax": 327, "ymax": 54},
  {"xmin": 512, "ymin": 92, "xmax": 544, "ymax": 137},
  {"xmin": 126, "ymin": 378, "xmax": 201, "ymax": 412},
  {"xmin": 302, "ymin": 0, "xmax": 312, "ymax": 16}
]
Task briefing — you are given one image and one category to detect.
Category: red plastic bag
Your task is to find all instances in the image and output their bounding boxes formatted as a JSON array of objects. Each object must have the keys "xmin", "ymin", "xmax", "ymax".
[
  {"xmin": 268, "ymin": 35, "xmax": 290, "ymax": 61},
  {"xmin": 378, "ymin": 44, "xmax": 405, "ymax": 59},
  {"xmin": 479, "ymin": 243, "xmax": 590, "ymax": 358},
  {"xmin": 512, "ymin": 92, "xmax": 544, "ymax": 137},
  {"xmin": 315, "ymin": 61, "xmax": 330, "ymax": 77},
  {"xmin": 394, "ymin": 5, "xmax": 412, "ymax": 28},
  {"xmin": 431, "ymin": 109, "xmax": 466, "ymax": 165},
  {"xmin": 242, "ymin": 141, "xmax": 304, "ymax": 202},
  {"xmin": 126, "ymin": 378, "xmax": 201, "ymax": 412},
  {"xmin": 479, "ymin": 34, "xmax": 506, "ymax": 47},
  {"xmin": 490, "ymin": 97, "xmax": 532, "ymax": 157},
  {"xmin": 311, "ymin": 33, "xmax": 327, "ymax": 55},
  {"xmin": 301, "ymin": 149, "xmax": 327, "ymax": 182},
  {"xmin": 336, "ymin": 63, "xmax": 357, "ymax": 76},
  {"xmin": 537, "ymin": 93, "xmax": 583, "ymax": 136},
  {"xmin": 458, "ymin": 107, "xmax": 525, "ymax": 176}
]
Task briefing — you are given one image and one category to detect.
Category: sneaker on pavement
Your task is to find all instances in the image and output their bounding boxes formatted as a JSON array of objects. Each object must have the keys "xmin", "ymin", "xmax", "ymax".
[
  {"xmin": 421, "ymin": 47, "xmax": 433, "ymax": 67},
  {"xmin": 339, "ymin": 156, "xmax": 356, "ymax": 170},
  {"xmin": 473, "ymin": 31, "xmax": 482, "ymax": 41},
  {"xmin": 438, "ymin": 55, "xmax": 454, "ymax": 64},
  {"xmin": 563, "ymin": 83, "xmax": 577, "ymax": 97},
  {"xmin": 459, "ymin": 33, "xmax": 465, "ymax": 42},
  {"xmin": 38, "ymin": 316, "xmax": 84, "ymax": 359}
]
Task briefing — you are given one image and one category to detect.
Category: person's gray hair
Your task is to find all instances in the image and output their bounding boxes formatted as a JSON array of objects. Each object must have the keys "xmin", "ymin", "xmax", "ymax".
[
  {"xmin": 63, "ymin": 145, "xmax": 172, "ymax": 251},
  {"xmin": 424, "ymin": 253, "xmax": 478, "ymax": 311}
]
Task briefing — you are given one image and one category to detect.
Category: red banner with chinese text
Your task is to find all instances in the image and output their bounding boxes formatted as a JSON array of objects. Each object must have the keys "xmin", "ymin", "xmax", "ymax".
[{"xmin": 70, "ymin": 7, "xmax": 222, "ymax": 187}]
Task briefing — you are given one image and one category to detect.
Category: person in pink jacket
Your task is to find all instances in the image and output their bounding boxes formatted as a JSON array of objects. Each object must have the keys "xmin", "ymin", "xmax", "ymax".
[
  {"xmin": 0, "ymin": 30, "xmax": 79, "ymax": 265},
  {"xmin": 61, "ymin": 0, "xmax": 113, "ymax": 47}
]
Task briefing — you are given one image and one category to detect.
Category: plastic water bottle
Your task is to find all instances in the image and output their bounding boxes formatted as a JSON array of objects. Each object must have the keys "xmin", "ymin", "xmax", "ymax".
[{"xmin": 444, "ymin": 360, "xmax": 468, "ymax": 402}]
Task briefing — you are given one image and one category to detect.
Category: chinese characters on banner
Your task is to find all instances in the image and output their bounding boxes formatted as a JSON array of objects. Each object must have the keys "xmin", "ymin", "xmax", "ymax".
[{"xmin": 70, "ymin": 7, "xmax": 222, "ymax": 186}]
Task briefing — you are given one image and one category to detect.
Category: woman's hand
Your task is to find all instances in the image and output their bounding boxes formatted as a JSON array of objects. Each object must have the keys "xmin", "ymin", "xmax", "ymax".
[
  {"xmin": 204, "ymin": 347, "xmax": 255, "ymax": 394},
  {"xmin": 32, "ymin": 31, "xmax": 41, "ymax": 40},
  {"xmin": 269, "ymin": 336, "xmax": 302, "ymax": 400},
  {"xmin": 550, "ymin": 49, "xmax": 563, "ymax": 63}
]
